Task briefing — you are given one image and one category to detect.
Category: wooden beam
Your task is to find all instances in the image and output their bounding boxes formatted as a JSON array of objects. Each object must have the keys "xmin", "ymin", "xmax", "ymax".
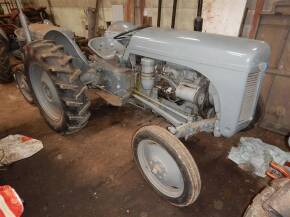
[
  {"xmin": 139, "ymin": 0, "xmax": 145, "ymax": 25},
  {"xmin": 87, "ymin": 0, "xmax": 100, "ymax": 39},
  {"xmin": 249, "ymin": 0, "xmax": 265, "ymax": 39},
  {"xmin": 125, "ymin": 0, "xmax": 135, "ymax": 23},
  {"xmin": 157, "ymin": 0, "xmax": 162, "ymax": 27}
]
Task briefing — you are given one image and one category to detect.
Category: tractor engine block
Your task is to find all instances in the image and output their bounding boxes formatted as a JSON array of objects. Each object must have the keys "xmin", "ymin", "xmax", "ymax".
[{"xmin": 139, "ymin": 58, "xmax": 215, "ymax": 118}]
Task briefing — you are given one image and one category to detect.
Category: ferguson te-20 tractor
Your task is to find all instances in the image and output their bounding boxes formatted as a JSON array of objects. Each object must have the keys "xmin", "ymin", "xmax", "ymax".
[{"xmin": 16, "ymin": 0, "xmax": 270, "ymax": 207}]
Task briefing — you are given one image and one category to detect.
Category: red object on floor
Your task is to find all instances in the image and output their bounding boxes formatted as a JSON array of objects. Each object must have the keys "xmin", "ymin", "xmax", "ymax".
[
  {"xmin": 0, "ymin": 186, "xmax": 23, "ymax": 217},
  {"xmin": 266, "ymin": 161, "xmax": 290, "ymax": 180},
  {"xmin": 20, "ymin": 136, "xmax": 32, "ymax": 143}
]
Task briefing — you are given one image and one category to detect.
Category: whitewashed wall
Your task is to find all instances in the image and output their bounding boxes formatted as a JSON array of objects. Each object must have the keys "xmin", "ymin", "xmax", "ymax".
[{"xmin": 27, "ymin": 0, "xmax": 247, "ymax": 37}]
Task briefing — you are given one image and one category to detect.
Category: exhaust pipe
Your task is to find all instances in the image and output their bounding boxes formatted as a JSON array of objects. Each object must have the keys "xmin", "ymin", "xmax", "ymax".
[
  {"xmin": 194, "ymin": 0, "xmax": 203, "ymax": 32},
  {"xmin": 171, "ymin": 0, "xmax": 177, "ymax": 28},
  {"xmin": 157, "ymin": 0, "xmax": 162, "ymax": 27}
]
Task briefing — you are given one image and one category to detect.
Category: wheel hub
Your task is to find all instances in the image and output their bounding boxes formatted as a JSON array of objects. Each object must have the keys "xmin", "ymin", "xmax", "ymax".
[
  {"xmin": 137, "ymin": 139, "xmax": 184, "ymax": 198},
  {"xmin": 41, "ymin": 81, "xmax": 53, "ymax": 102},
  {"xmin": 29, "ymin": 63, "xmax": 63, "ymax": 122},
  {"xmin": 150, "ymin": 160, "xmax": 167, "ymax": 181}
]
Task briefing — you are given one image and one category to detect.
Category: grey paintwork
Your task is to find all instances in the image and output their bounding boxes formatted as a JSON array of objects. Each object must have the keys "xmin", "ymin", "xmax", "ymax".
[
  {"xmin": 44, "ymin": 30, "xmax": 88, "ymax": 71},
  {"xmin": 123, "ymin": 27, "xmax": 270, "ymax": 137},
  {"xmin": 88, "ymin": 37, "xmax": 125, "ymax": 60},
  {"xmin": 43, "ymin": 26, "xmax": 270, "ymax": 138}
]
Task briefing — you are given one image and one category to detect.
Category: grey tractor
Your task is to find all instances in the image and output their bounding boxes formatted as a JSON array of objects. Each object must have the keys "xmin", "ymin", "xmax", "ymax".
[{"xmin": 15, "ymin": 0, "xmax": 270, "ymax": 207}]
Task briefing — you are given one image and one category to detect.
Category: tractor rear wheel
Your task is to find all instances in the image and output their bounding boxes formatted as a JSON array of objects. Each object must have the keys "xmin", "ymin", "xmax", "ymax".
[
  {"xmin": 12, "ymin": 50, "xmax": 34, "ymax": 104},
  {"xmin": 15, "ymin": 64, "xmax": 34, "ymax": 104},
  {"xmin": 25, "ymin": 40, "xmax": 91, "ymax": 134},
  {"xmin": 0, "ymin": 33, "xmax": 13, "ymax": 83}
]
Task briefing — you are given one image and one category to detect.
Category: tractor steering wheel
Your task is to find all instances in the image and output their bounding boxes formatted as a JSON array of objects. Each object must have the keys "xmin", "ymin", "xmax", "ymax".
[{"xmin": 113, "ymin": 25, "xmax": 150, "ymax": 40}]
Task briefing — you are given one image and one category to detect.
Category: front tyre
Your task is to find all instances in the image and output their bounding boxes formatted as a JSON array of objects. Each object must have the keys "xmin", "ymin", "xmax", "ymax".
[
  {"xmin": 25, "ymin": 40, "xmax": 91, "ymax": 134},
  {"xmin": 132, "ymin": 125, "xmax": 201, "ymax": 207}
]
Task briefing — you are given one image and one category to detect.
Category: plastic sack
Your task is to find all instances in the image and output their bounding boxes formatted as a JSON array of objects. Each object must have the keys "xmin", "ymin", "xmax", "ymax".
[
  {"xmin": 228, "ymin": 137, "xmax": 290, "ymax": 177},
  {"xmin": 0, "ymin": 135, "xmax": 43, "ymax": 166}
]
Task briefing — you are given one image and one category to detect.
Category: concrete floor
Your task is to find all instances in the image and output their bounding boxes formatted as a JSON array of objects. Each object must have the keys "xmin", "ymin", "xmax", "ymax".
[{"xmin": 0, "ymin": 83, "xmax": 288, "ymax": 217}]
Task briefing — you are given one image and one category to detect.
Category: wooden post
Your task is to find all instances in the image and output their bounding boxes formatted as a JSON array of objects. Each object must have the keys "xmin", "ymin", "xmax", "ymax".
[
  {"xmin": 87, "ymin": 0, "xmax": 100, "ymax": 39},
  {"xmin": 249, "ymin": 0, "xmax": 265, "ymax": 39},
  {"xmin": 125, "ymin": 0, "xmax": 135, "ymax": 23},
  {"xmin": 157, "ymin": 0, "xmax": 162, "ymax": 27},
  {"xmin": 139, "ymin": 0, "xmax": 145, "ymax": 25},
  {"xmin": 87, "ymin": 7, "xmax": 97, "ymax": 39}
]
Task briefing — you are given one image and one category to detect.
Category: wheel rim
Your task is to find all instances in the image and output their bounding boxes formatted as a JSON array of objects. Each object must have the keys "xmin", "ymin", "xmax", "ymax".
[
  {"xmin": 15, "ymin": 71, "xmax": 33, "ymax": 102},
  {"xmin": 29, "ymin": 63, "xmax": 63, "ymax": 122},
  {"xmin": 137, "ymin": 139, "xmax": 184, "ymax": 198}
]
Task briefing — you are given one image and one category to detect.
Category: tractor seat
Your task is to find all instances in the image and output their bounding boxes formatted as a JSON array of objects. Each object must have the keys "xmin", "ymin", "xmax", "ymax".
[{"xmin": 88, "ymin": 37, "xmax": 119, "ymax": 60}]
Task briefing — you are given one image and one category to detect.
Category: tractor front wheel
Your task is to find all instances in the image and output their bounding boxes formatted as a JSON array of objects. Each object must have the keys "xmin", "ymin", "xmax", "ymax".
[{"xmin": 132, "ymin": 125, "xmax": 201, "ymax": 207}]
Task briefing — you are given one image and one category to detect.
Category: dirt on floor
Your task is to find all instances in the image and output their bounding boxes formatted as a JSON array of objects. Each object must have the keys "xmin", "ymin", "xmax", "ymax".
[{"xmin": 0, "ymin": 83, "xmax": 289, "ymax": 217}]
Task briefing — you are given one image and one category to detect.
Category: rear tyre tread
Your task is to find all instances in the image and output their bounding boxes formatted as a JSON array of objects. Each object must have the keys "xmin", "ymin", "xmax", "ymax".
[
  {"xmin": 69, "ymin": 69, "xmax": 82, "ymax": 83},
  {"xmin": 25, "ymin": 40, "xmax": 91, "ymax": 134},
  {"xmin": 49, "ymin": 45, "xmax": 64, "ymax": 53},
  {"xmin": 62, "ymin": 97, "xmax": 85, "ymax": 107},
  {"xmin": 68, "ymin": 112, "xmax": 91, "ymax": 121},
  {"xmin": 78, "ymin": 101, "xmax": 91, "ymax": 115},
  {"xmin": 55, "ymin": 81, "xmax": 79, "ymax": 90},
  {"xmin": 0, "ymin": 34, "xmax": 13, "ymax": 83}
]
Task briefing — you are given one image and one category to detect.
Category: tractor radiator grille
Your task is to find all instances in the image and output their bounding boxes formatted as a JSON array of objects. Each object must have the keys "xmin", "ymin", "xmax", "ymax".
[{"xmin": 239, "ymin": 72, "xmax": 260, "ymax": 123}]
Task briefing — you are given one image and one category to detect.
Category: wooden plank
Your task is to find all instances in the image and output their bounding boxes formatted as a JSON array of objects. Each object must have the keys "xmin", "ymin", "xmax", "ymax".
[
  {"xmin": 260, "ymin": 76, "xmax": 290, "ymax": 135},
  {"xmin": 87, "ymin": 7, "xmax": 97, "ymax": 39},
  {"xmin": 139, "ymin": 0, "xmax": 145, "ymax": 25},
  {"xmin": 124, "ymin": 0, "xmax": 135, "ymax": 23}
]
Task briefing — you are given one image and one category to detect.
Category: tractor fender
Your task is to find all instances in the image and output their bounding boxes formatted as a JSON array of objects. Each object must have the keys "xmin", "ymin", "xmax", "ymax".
[{"xmin": 44, "ymin": 29, "xmax": 88, "ymax": 71}]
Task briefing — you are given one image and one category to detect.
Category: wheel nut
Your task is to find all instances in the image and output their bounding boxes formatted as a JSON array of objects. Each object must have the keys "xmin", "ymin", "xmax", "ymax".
[{"xmin": 152, "ymin": 168, "xmax": 158, "ymax": 174}]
